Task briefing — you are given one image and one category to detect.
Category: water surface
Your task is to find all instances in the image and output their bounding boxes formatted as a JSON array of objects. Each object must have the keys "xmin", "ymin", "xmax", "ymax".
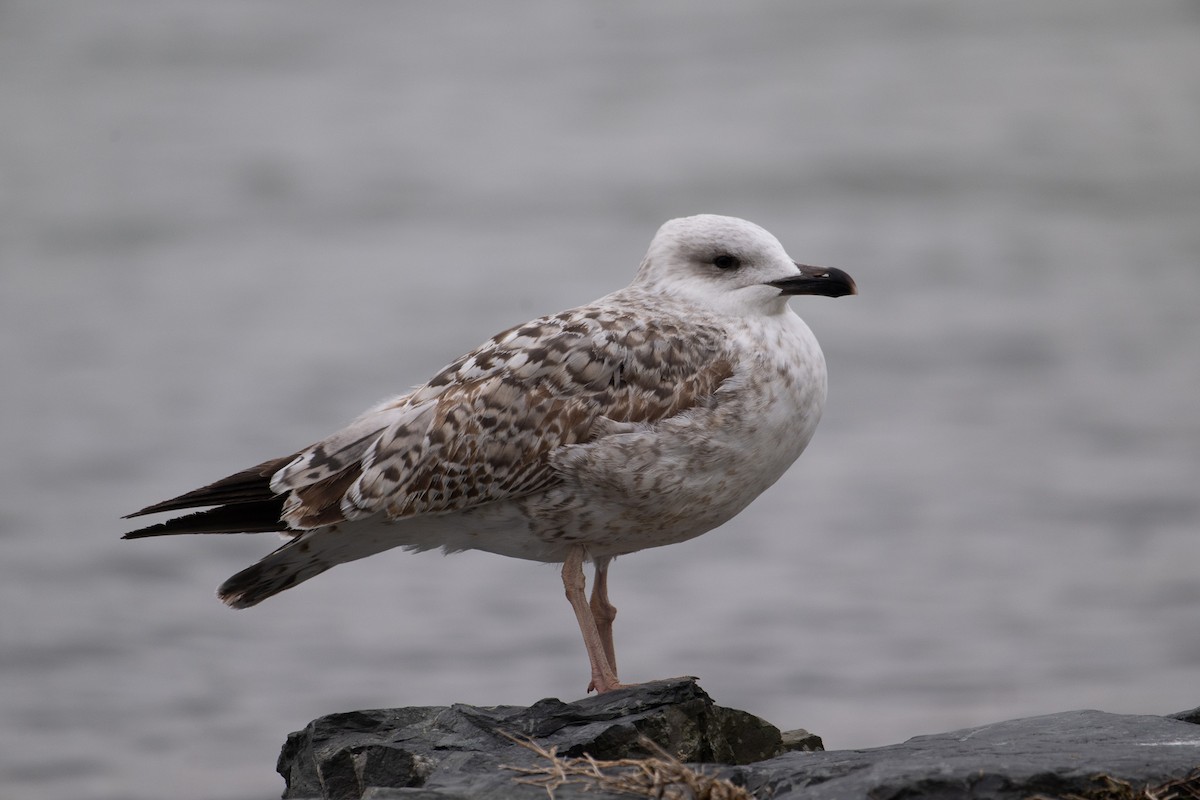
[{"xmin": 3, "ymin": 2, "xmax": 1199, "ymax": 798}]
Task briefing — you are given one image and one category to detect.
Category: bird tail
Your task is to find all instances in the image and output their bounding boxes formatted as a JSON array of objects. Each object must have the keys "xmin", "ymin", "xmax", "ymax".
[
  {"xmin": 217, "ymin": 532, "xmax": 335, "ymax": 609},
  {"xmin": 216, "ymin": 521, "xmax": 409, "ymax": 608}
]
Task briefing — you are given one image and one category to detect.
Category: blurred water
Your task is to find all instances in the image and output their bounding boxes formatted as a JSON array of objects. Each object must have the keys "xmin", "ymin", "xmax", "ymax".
[{"xmin": 3, "ymin": 2, "xmax": 1200, "ymax": 798}]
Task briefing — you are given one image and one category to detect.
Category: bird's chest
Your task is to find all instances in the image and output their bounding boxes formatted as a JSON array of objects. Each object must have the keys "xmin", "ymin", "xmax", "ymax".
[
  {"xmin": 524, "ymin": 313, "xmax": 827, "ymax": 555},
  {"xmin": 713, "ymin": 318, "xmax": 828, "ymax": 488}
]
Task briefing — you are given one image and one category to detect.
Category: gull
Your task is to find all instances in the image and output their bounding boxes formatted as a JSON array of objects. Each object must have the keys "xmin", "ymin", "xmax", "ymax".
[{"xmin": 124, "ymin": 214, "xmax": 856, "ymax": 693}]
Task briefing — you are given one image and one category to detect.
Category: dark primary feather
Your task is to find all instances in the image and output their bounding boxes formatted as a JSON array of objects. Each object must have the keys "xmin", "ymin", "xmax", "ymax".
[
  {"xmin": 122, "ymin": 454, "xmax": 297, "ymax": 538},
  {"xmin": 123, "ymin": 455, "xmax": 294, "ymax": 519},
  {"xmin": 121, "ymin": 499, "xmax": 288, "ymax": 538}
]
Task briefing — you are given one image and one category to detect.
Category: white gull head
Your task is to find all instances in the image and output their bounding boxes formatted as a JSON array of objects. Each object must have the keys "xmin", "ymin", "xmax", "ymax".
[{"xmin": 632, "ymin": 214, "xmax": 856, "ymax": 317}]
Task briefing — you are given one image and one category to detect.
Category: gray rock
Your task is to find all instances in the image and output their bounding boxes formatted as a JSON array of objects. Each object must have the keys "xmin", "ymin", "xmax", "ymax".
[
  {"xmin": 278, "ymin": 677, "xmax": 781, "ymax": 800},
  {"xmin": 1170, "ymin": 704, "xmax": 1200, "ymax": 725},
  {"xmin": 780, "ymin": 728, "xmax": 825, "ymax": 753},
  {"xmin": 278, "ymin": 680, "xmax": 1200, "ymax": 800},
  {"xmin": 737, "ymin": 709, "xmax": 1200, "ymax": 800}
]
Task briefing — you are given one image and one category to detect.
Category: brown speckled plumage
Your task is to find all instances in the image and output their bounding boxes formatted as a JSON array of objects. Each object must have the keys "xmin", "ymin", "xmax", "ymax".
[{"xmin": 123, "ymin": 214, "xmax": 855, "ymax": 693}]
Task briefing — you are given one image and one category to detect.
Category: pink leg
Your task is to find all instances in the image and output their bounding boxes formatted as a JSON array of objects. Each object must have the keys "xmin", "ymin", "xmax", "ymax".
[
  {"xmin": 562, "ymin": 545, "xmax": 623, "ymax": 694},
  {"xmin": 589, "ymin": 556, "xmax": 619, "ymax": 682}
]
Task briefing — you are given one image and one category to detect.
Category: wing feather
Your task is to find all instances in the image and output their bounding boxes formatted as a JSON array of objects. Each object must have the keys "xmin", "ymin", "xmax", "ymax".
[
  {"xmin": 128, "ymin": 303, "xmax": 735, "ymax": 537},
  {"xmin": 269, "ymin": 397, "xmax": 429, "ymax": 493},
  {"xmin": 329, "ymin": 307, "xmax": 734, "ymax": 522},
  {"xmin": 123, "ymin": 500, "xmax": 287, "ymax": 538},
  {"xmin": 124, "ymin": 455, "xmax": 295, "ymax": 518}
]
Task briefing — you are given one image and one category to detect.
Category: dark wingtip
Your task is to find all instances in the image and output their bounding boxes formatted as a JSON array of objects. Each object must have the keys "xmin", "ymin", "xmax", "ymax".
[
  {"xmin": 123, "ymin": 495, "xmax": 209, "ymax": 518},
  {"xmin": 121, "ymin": 499, "xmax": 288, "ymax": 539},
  {"xmin": 123, "ymin": 505, "xmax": 164, "ymax": 520},
  {"xmin": 122, "ymin": 454, "xmax": 296, "ymax": 520},
  {"xmin": 121, "ymin": 523, "xmax": 173, "ymax": 539}
]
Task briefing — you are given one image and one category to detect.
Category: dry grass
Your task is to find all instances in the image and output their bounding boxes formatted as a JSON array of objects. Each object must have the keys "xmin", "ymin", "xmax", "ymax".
[
  {"xmin": 500, "ymin": 732, "xmax": 754, "ymax": 800},
  {"xmin": 1030, "ymin": 768, "xmax": 1200, "ymax": 800}
]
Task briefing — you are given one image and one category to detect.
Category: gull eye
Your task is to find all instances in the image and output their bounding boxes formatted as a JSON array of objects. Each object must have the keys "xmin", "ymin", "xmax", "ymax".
[{"xmin": 713, "ymin": 254, "xmax": 741, "ymax": 270}]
